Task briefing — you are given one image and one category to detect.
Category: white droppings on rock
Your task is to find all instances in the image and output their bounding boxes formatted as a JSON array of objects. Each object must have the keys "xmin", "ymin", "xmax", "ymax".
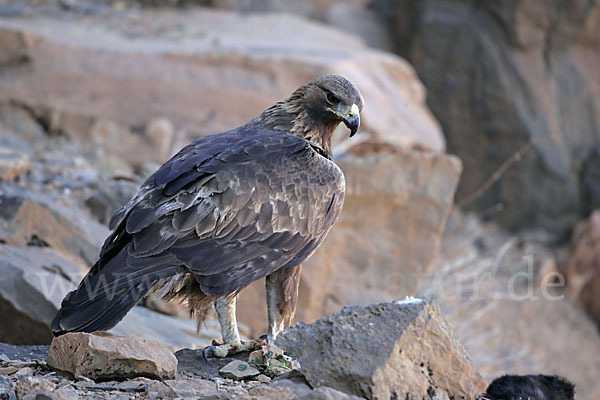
[{"xmin": 394, "ymin": 296, "xmax": 425, "ymax": 306}]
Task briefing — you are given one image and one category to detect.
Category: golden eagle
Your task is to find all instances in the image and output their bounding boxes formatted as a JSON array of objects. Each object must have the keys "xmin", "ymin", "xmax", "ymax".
[{"xmin": 52, "ymin": 75, "xmax": 363, "ymax": 357}]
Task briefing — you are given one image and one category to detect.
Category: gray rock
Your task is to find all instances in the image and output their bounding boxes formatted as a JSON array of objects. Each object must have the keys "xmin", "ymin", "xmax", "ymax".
[
  {"xmin": 209, "ymin": 0, "xmax": 315, "ymax": 18},
  {"xmin": 378, "ymin": 0, "xmax": 600, "ymax": 236},
  {"xmin": 219, "ymin": 360, "xmax": 260, "ymax": 380},
  {"xmin": 78, "ymin": 379, "xmax": 153, "ymax": 393},
  {"xmin": 14, "ymin": 367, "xmax": 33, "ymax": 377},
  {"xmin": 268, "ymin": 378, "xmax": 363, "ymax": 400},
  {"xmin": 144, "ymin": 381, "xmax": 176, "ymax": 400},
  {"xmin": 0, "ymin": 343, "xmax": 49, "ymax": 362},
  {"xmin": 164, "ymin": 377, "xmax": 222, "ymax": 398},
  {"xmin": 0, "ymin": 104, "xmax": 46, "ymax": 154},
  {"xmin": 84, "ymin": 179, "xmax": 139, "ymax": 225},
  {"xmin": 276, "ymin": 300, "xmax": 487, "ymax": 399},
  {"xmin": 175, "ymin": 347, "xmax": 252, "ymax": 377},
  {"xmin": 14, "ymin": 376, "xmax": 55, "ymax": 400},
  {"xmin": 0, "ymin": 375, "xmax": 13, "ymax": 391},
  {"xmin": 0, "ymin": 181, "xmax": 108, "ymax": 266},
  {"xmin": 47, "ymin": 332, "xmax": 178, "ymax": 381},
  {"xmin": 0, "ymin": 5, "xmax": 28, "ymax": 18},
  {"xmin": 581, "ymin": 146, "xmax": 600, "ymax": 215},
  {"xmin": 324, "ymin": 2, "xmax": 393, "ymax": 51},
  {"xmin": 115, "ymin": 380, "xmax": 151, "ymax": 393},
  {"xmin": 0, "ymin": 245, "xmax": 85, "ymax": 344}
]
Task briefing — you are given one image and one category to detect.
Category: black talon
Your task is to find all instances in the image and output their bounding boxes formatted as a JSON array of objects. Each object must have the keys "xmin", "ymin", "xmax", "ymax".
[{"xmin": 203, "ymin": 345, "xmax": 216, "ymax": 362}]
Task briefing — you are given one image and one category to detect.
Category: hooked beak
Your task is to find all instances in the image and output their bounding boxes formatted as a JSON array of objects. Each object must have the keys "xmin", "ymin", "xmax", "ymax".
[{"xmin": 328, "ymin": 103, "xmax": 361, "ymax": 137}]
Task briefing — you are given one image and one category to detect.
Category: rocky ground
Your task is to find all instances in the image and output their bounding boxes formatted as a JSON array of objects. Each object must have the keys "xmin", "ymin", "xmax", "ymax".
[
  {"xmin": 0, "ymin": 300, "xmax": 487, "ymax": 399},
  {"xmin": 0, "ymin": 0, "xmax": 599, "ymax": 399}
]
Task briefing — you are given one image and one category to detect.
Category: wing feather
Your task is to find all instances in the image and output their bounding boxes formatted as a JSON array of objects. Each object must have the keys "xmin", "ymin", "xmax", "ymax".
[{"xmin": 95, "ymin": 129, "xmax": 345, "ymax": 297}]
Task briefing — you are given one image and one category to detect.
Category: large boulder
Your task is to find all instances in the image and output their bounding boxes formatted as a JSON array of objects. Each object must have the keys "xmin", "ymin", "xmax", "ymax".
[
  {"xmin": 0, "ymin": 5, "xmax": 444, "ymax": 171},
  {"xmin": 237, "ymin": 151, "xmax": 462, "ymax": 336},
  {"xmin": 276, "ymin": 299, "xmax": 487, "ymax": 399},
  {"xmin": 0, "ymin": 245, "xmax": 86, "ymax": 345},
  {"xmin": 379, "ymin": 0, "xmax": 600, "ymax": 236}
]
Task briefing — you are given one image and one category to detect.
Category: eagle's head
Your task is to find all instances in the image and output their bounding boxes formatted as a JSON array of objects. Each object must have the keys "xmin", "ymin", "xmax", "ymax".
[
  {"xmin": 294, "ymin": 74, "xmax": 364, "ymax": 138},
  {"xmin": 255, "ymin": 74, "xmax": 364, "ymax": 155}
]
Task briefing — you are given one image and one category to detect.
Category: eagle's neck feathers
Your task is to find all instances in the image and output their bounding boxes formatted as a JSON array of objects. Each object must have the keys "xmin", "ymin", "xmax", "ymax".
[{"xmin": 249, "ymin": 91, "xmax": 339, "ymax": 156}]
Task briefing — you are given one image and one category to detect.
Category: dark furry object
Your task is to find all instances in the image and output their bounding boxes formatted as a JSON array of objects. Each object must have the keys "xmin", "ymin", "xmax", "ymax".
[{"xmin": 484, "ymin": 374, "xmax": 575, "ymax": 400}]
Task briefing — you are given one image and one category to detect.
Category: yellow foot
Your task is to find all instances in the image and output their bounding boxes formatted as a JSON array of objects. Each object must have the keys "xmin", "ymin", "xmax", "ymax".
[{"xmin": 202, "ymin": 338, "xmax": 267, "ymax": 361}]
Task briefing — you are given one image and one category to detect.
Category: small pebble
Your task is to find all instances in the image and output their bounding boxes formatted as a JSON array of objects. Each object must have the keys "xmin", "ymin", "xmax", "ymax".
[{"xmin": 256, "ymin": 374, "xmax": 271, "ymax": 384}]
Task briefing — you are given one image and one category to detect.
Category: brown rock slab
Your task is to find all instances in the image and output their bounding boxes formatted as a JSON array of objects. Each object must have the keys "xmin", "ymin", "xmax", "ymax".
[
  {"xmin": 0, "ymin": 6, "xmax": 444, "ymax": 168},
  {"xmin": 47, "ymin": 333, "xmax": 177, "ymax": 381},
  {"xmin": 276, "ymin": 299, "xmax": 487, "ymax": 399},
  {"xmin": 238, "ymin": 151, "xmax": 462, "ymax": 335},
  {"xmin": 219, "ymin": 360, "xmax": 260, "ymax": 380}
]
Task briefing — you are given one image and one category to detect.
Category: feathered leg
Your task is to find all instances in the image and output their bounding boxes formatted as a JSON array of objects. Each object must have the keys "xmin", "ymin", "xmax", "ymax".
[
  {"xmin": 203, "ymin": 294, "xmax": 265, "ymax": 359},
  {"xmin": 216, "ymin": 294, "xmax": 241, "ymax": 344},
  {"xmin": 266, "ymin": 265, "xmax": 302, "ymax": 344},
  {"xmin": 203, "ymin": 265, "xmax": 302, "ymax": 360}
]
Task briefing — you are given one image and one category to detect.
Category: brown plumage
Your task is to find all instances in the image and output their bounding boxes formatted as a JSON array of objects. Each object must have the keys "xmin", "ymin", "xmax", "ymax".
[{"xmin": 51, "ymin": 74, "xmax": 363, "ymax": 354}]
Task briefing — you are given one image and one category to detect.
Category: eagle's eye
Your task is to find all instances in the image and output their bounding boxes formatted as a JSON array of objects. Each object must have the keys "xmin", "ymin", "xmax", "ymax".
[{"xmin": 325, "ymin": 92, "xmax": 341, "ymax": 105}]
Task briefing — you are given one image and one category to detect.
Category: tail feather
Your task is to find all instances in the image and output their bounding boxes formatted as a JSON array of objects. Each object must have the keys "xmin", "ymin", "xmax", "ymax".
[{"xmin": 52, "ymin": 235, "xmax": 183, "ymax": 335}]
